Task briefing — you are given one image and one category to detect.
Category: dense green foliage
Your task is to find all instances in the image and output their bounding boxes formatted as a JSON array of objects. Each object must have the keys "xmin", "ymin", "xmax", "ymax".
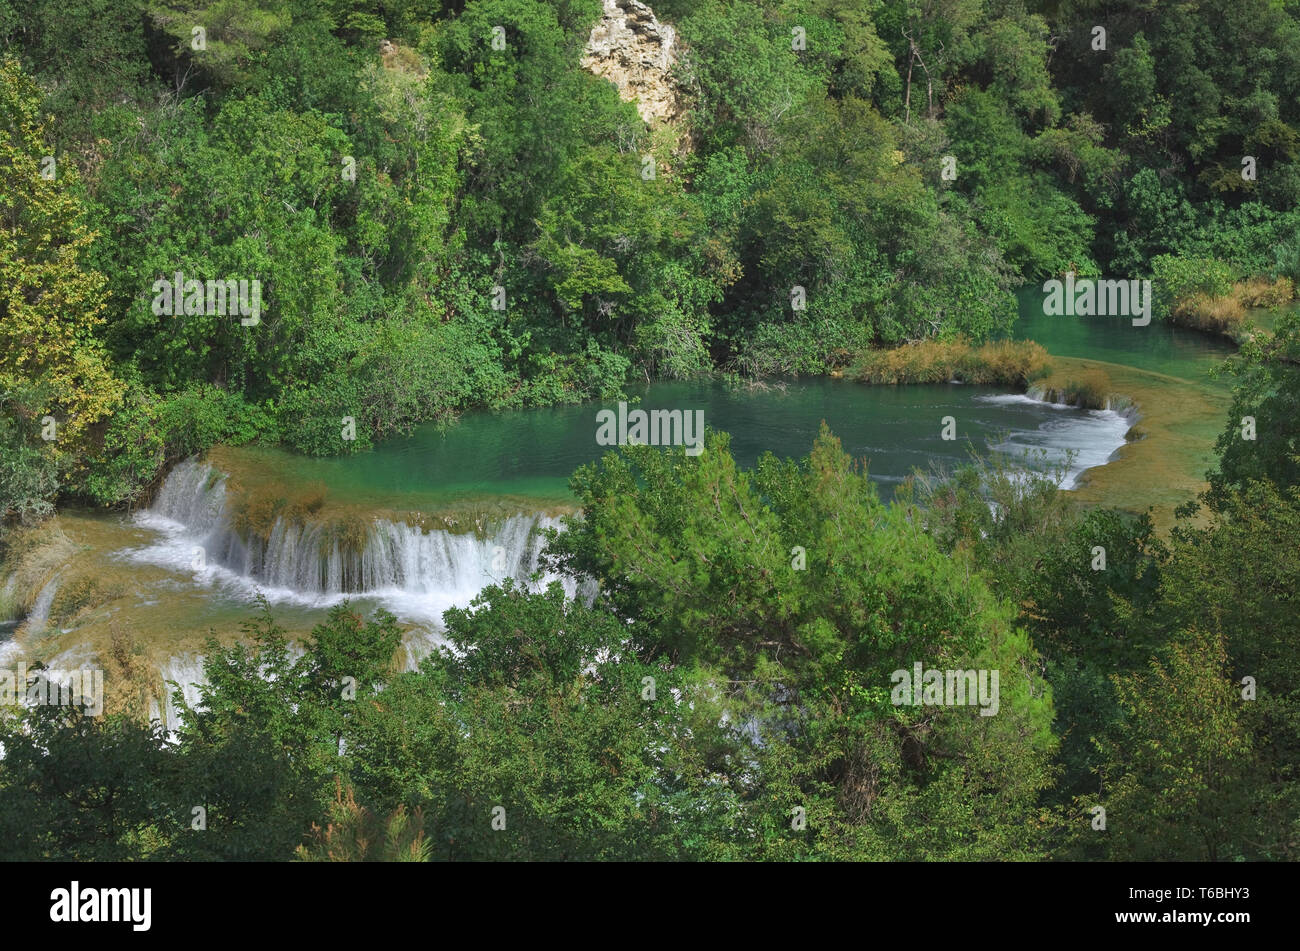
[
  {"xmin": 7, "ymin": 0, "xmax": 1300, "ymax": 511},
  {"xmin": 3, "ymin": 345, "xmax": 1298, "ymax": 859},
  {"xmin": 3, "ymin": 0, "xmax": 1299, "ymax": 862},
  {"xmin": 1208, "ymin": 309, "xmax": 1300, "ymax": 505},
  {"xmin": 0, "ymin": 430, "xmax": 1059, "ymax": 860}
]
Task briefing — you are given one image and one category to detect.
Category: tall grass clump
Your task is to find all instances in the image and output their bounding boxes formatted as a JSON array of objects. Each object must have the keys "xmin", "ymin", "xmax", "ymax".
[
  {"xmin": 848, "ymin": 338, "xmax": 1052, "ymax": 387},
  {"xmin": 1033, "ymin": 367, "xmax": 1115, "ymax": 410},
  {"xmin": 1171, "ymin": 293, "xmax": 1249, "ymax": 336}
]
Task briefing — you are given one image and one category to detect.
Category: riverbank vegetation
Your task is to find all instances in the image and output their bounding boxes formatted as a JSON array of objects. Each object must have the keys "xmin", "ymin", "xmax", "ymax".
[
  {"xmin": 7, "ymin": 0, "xmax": 1300, "ymax": 523},
  {"xmin": 847, "ymin": 338, "xmax": 1051, "ymax": 387},
  {"xmin": 1, "ymin": 315, "xmax": 1296, "ymax": 860},
  {"xmin": 3, "ymin": 0, "xmax": 1300, "ymax": 862},
  {"xmin": 847, "ymin": 338, "xmax": 1120, "ymax": 414},
  {"xmin": 1032, "ymin": 366, "xmax": 1116, "ymax": 411},
  {"xmin": 1153, "ymin": 255, "xmax": 1296, "ymax": 339}
]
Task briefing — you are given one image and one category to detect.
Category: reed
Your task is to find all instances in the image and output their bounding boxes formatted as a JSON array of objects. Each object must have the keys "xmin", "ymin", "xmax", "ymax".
[
  {"xmin": 847, "ymin": 338, "xmax": 1052, "ymax": 387},
  {"xmin": 1171, "ymin": 293, "xmax": 1249, "ymax": 336},
  {"xmin": 1164, "ymin": 276, "xmax": 1293, "ymax": 340},
  {"xmin": 1032, "ymin": 367, "xmax": 1115, "ymax": 411},
  {"xmin": 1234, "ymin": 276, "xmax": 1294, "ymax": 308}
]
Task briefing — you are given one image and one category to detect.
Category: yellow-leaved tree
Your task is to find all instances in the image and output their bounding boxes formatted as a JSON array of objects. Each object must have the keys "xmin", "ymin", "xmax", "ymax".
[{"xmin": 0, "ymin": 54, "xmax": 123, "ymax": 493}]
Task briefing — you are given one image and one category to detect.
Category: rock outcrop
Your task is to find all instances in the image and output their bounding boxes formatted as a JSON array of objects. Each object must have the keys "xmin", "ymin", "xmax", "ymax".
[
  {"xmin": 581, "ymin": 0, "xmax": 682, "ymax": 126},
  {"xmin": 378, "ymin": 37, "xmax": 426, "ymax": 76}
]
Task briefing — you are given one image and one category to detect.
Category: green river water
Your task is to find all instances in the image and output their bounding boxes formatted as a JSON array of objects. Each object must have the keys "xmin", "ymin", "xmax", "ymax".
[
  {"xmin": 218, "ymin": 289, "xmax": 1237, "ymax": 509},
  {"xmin": 0, "ymin": 288, "xmax": 1250, "ymax": 710}
]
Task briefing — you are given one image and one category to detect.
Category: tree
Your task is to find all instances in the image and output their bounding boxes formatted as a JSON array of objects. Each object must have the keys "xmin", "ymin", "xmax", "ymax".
[
  {"xmin": 1159, "ymin": 480, "xmax": 1300, "ymax": 860},
  {"xmin": 296, "ymin": 779, "xmax": 432, "ymax": 862},
  {"xmin": 147, "ymin": 0, "xmax": 293, "ymax": 89},
  {"xmin": 543, "ymin": 424, "xmax": 1058, "ymax": 858},
  {"xmin": 168, "ymin": 599, "xmax": 402, "ymax": 859},
  {"xmin": 345, "ymin": 581, "xmax": 709, "ymax": 860},
  {"xmin": 1092, "ymin": 631, "xmax": 1255, "ymax": 861},
  {"xmin": 0, "ymin": 704, "xmax": 175, "ymax": 861},
  {"xmin": 0, "ymin": 56, "xmax": 124, "ymax": 489},
  {"xmin": 1207, "ymin": 310, "xmax": 1300, "ymax": 508}
]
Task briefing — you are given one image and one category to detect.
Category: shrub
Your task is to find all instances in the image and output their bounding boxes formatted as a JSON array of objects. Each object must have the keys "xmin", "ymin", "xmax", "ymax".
[
  {"xmin": 735, "ymin": 317, "xmax": 876, "ymax": 377},
  {"xmin": 280, "ymin": 317, "xmax": 508, "ymax": 456},
  {"xmin": 1271, "ymin": 227, "xmax": 1300, "ymax": 285},
  {"xmin": 75, "ymin": 385, "xmax": 165, "ymax": 507},
  {"xmin": 157, "ymin": 385, "xmax": 277, "ymax": 459},
  {"xmin": 76, "ymin": 383, "xmax": 275, "ymax": 508},
  {"xmin": 296, "ymin": 779, "xmax": 431, "ymax": 862},
  {"xmin": 0, "ymin": 424, "xmax": 58, "ymax": 526},
  {"xmin": 1151, "ymin": 254, "xmax": 1236, "ymax": 305},
  {"xmin": 517, "ymin": 341, "xmax": 631, "ymax": 406}
]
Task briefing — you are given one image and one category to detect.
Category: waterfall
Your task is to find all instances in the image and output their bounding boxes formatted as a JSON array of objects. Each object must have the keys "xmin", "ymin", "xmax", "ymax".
[
  {"xmin": 148, "ymin": 652, "xmax": 208, "ymax": 734},
  {"xmin": 973, "ymin": 393, "xmax": 1133, "ymax": 491},
  {"xmin": 200, "ymin": 512, "xmax": 564, "ymax": 598},
  {"xmin": 118, "ymin": 459, "xmax": 592, "ymax": 728},
  {"xmin": 131, "ymin": 459, "xmax": 576, "ymax": 622},
  {"xmin": 149, "ymin": 458, "xmax": 230, "ymax": 536},
  {"xmin": 20, "ymin": 575, "xmax": 60, "ymax": 636}
]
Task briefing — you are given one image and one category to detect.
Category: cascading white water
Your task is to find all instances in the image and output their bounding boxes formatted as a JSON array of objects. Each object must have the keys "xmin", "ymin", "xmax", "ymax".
[
  {"xmin": 20, "ymin": 575, "xmax": 60, "ymax": 636},
  {"xmin": 148, "ymin": 458, "xmax": 230, "ymax": 535},
  {"xmin": 148, "ymin": 652, "xmax": 207, "ymax": 734},
  {"xmin": 130, "ymin": 459, "xmax": 576, "ymax": 623},
  {"xmin": 974, "ymin": 393, "xmax": 1133, "ymax": 491},
  {"xmin": 121, "ymin": 460, "xmax": 590, "ymax": 727}
]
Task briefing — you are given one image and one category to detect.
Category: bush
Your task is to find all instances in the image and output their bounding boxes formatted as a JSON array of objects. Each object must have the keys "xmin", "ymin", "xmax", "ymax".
[
  {"xmin": 0, "ymin": 383, "xmax": 59, "ymax": 524},
  {"xmin": 1207, "ymin": 309, "xmax": 1300, "ymax": 508},
  {"xmin": 632, "ymin": 305, "xmax": 712, "ymax": 380},
  {"xmin": 517, "ymin": 341, "xmax": 631, "ymax": 406},
  {"xmin": 0, "ymin": 427, "xmax": 58, "ymax": 525},
  {"xmin": 77, "ymin": 383, "xmax": 276, "ymax": 507},
  {"xmin": 157, "ymin": 385, "xmax": 277, "ymax": 459},
  {"xmin": 733, "ymin": 316, "xmax": 875, "ymax": 377},
  {"xmin": 1151, "ymin": 254, "xmax": 1236, "ymax": 305},
  {"xmin": 1185, "ymin": 203, "xmax": 1300, "ymax": 275},
  {"xmin": 280, "ymin": 317, "xmax": 487, "ymax": 456},
  {"xmin": 277, "ymin": 378, "xmax": 374, "ymax": 457},
  {"xmin": 76, "ymin": 385, "xmax": 165, "ymax": 507},
  {"xmin": 1272, "ymin": 227, "xmax": 1300, "ymax": 286}
]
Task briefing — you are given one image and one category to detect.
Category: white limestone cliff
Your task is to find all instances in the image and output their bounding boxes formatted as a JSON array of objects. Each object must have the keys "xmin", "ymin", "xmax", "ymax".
[{"xmin": 581, "ymin": 0, "xmax": 683, "ymax": 126}]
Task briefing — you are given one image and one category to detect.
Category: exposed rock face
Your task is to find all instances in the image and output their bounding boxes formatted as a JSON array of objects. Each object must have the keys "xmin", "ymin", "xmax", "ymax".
[
  {"xmin": 379, "ymin": 37, "xmax": 426, "ymax": 76},
  {"xmin": 581, "ymin": 0, "xmax": 682, "ymax": 126}
]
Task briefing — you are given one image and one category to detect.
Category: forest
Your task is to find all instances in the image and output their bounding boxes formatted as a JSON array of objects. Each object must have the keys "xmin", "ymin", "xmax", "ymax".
[{"xmin": 0, "ymin": 0, "xmax": 1298, "ymax": 861}]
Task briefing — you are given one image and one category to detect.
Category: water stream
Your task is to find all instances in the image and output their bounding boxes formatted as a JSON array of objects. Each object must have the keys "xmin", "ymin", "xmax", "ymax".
[{"xmin": 0, "ymin": 289, "xmax": 1246, "ymax": 725}]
